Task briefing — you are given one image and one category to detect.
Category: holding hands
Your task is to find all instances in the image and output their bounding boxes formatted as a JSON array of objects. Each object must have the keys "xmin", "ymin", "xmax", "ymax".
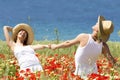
[{"xmin": 49, "ymin": 44, "xmax": 58, "ymax": 50}]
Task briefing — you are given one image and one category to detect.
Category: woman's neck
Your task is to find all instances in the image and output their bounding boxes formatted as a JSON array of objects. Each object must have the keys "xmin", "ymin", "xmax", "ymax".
[
  {"xmin": 91, "ymin": 33, "xmax": 101, "ymax": 43},
  {"xmin": 16, "ymin": 39, "xmax": 24, "ymax": 46}
]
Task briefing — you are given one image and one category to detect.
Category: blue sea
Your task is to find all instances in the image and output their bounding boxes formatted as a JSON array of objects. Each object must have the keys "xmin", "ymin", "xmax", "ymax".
[{"xmin": 0, "ymin": 0, "xmax": 120, "ymax": 41}]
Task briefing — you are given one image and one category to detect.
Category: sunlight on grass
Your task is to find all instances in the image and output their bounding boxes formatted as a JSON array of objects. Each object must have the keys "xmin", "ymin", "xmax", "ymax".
[{"xmin": 0, "ymin": 40, "xmax": 120, "ymax": 79}]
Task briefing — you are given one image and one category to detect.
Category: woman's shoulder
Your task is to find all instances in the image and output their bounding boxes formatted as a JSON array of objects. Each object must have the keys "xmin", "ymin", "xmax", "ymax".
[
  {"xmin": 77, "ymin": 33, "xmax": 89, "ymax": 38},
  {"xmin": 75, "ymin": 33, "xmax": 89, "ymax": 42}
]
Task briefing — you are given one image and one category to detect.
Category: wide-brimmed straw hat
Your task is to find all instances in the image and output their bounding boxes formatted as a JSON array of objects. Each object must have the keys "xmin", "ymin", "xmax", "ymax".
[
  {"xmin": 98, "ymin": 16, "xmax": 114, "ymax": 42},
  {"xmin": 12, "ymin": 23, "xmax": 34, "ymax": 45}
]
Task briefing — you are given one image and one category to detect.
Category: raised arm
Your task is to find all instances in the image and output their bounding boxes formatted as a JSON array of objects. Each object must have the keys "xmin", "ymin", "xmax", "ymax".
[
  {"xmin": 102, "ymin": 42, "xmax": 116, "ymax": 66},
  {"xmin": 3, "ymin": 26, "xmax": 14, "ymax": 48}
]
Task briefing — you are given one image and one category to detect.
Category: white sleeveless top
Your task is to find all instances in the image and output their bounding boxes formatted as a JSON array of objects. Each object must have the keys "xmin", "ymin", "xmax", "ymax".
[
  {"xmin": 74, "ymin": 34, "xmax": 102, "ymax": 78},
  {"xmin": 14, "ymin": 45, "xmax": 43, "ymax": 72}
]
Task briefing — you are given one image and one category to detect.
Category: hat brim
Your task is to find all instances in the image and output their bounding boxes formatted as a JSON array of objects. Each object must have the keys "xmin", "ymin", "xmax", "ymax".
[
  {"xmin": 12, "ymin": 23, "xmax": 34, "ymax": 45},
  {"xmin": 98, "ymin": 16, "xmax": 110, "ymax": 42}
]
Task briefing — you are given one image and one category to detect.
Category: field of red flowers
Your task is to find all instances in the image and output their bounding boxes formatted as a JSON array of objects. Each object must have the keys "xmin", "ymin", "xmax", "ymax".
[{"xmin": 0, "ymin": 53, "xmax": 120, "ymax": 80}]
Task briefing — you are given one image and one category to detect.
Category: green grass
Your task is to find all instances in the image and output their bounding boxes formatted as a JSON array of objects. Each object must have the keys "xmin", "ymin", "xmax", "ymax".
[
  {"xmin": 1, "ymin": 40, "xmax": 120, "ymax": 56},
  {"xmin": 33, "ymin": 40, "xmax": 78, "ymax": 57},
  {"xmin": 107, "ymin": 41, "xmax": 120, "ymax": 57},
  {"xmin": 0, "ymin": 40, "xmax": 120, "ymax": 78},
  {"xmin": 0, "ymin": 40, "xmax": 10, "ymax": 54},
  {"xmin": 0, "ymin": 40, "xmax": 120, "ymax": 63},
  {"xmin": 1, "ymin": 40, "xmax": 120, "ymax": 69},
  {"xmin": 0, "ymin": 40, "xmax": 77, "ymax": 58}
]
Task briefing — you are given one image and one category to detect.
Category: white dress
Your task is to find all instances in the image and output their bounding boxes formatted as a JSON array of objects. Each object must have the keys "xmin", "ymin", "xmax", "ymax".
[
  {"xmin": 74, "ymin": 34, "xmax": 102, "ymax": 78},
  {"xmin": 14, "ymin": 45, "xmax": 43, "ymax": 72}
]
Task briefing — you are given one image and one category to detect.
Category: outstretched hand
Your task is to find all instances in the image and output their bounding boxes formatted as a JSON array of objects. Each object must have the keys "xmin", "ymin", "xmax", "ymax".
[
  {"xmin": 44, "ymin": 45, "xmax": 50, "ymax": 48},
  {"xmin": 49, "ymin": 44, "xmax": 57, "ymax": 50}
]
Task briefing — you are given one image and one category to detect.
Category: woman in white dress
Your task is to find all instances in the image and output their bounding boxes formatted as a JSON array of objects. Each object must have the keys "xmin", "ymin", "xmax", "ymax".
[
  {"xmin": 3, "ymin": 23, "xmax": 49, "ymax": 72},
  {"xmin": 50, "ymin": 16, "xmax": 116, "ymax": 78}
]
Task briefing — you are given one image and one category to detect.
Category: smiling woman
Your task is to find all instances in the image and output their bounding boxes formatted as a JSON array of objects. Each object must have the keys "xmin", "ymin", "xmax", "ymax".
[
  {"xmin": 50, "ymin": 16, "xmax": 116, "ymax": 79},
  {"xmin": 16, "ymin": 29, "xmax": 28, "ymax": 45},
  {"xmin": 3, "ymin": 23, "xmax": 50, "ymax": 73}
]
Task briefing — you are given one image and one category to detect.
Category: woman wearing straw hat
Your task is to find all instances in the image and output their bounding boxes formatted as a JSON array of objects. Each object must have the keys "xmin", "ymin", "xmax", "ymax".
[
  {"xmin": 50, "ymin": 16, "xmax": 116, "ymax": 78},
  {"xmin": 3, "ymin": 23, "xmax": 49, "ymax": 72}
]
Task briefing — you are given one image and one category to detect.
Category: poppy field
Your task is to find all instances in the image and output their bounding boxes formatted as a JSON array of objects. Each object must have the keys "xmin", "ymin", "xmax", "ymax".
[{"xmin": 0, "ymin": 40, "xmax": 120, "ymax": 80}]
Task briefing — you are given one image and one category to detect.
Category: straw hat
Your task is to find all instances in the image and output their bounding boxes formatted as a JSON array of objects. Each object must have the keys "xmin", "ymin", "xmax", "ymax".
[
  {"xmin": 98, "ymin": 16, "xmax": 114, "ymax": 42},
  {"xmin": 12, "ymin": 23, "xmax": 34, "ymax": 45}
]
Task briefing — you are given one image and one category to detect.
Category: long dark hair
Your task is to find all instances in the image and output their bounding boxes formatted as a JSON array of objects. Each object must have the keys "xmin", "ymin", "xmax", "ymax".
[
  {"xmin": 23, "ymin": 32, "xmax": 28, "ymax": 45},
  {"xmin": 14, "ymin": 29, "xmax": 28, "ymax": 45}
]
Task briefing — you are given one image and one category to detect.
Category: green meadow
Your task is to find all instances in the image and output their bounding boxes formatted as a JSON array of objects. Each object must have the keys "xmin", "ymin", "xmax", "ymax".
[
  {"xmin": 1, "ymin": 40, "xmax": 120, "ymax": 57},
  {"xmin": 0, "ymin": 40, "xmax": 120, "ymax": 79}
]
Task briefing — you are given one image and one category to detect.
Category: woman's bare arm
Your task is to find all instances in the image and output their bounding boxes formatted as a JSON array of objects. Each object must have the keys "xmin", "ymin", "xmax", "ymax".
[
  {"xmin": 50, "ymin": 34, "xmax": 81, "ymax": 50},
  {"xmin": 3, "ymin": 26, "xmax": 14, "ymax": 48},
  {"xmin": 31, "ymin": 44, "xmax": 49, "ymax": 51}
]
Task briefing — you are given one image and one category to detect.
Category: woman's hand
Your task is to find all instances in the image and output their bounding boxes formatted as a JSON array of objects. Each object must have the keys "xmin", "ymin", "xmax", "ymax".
[
  {"xmin": 50, "ymin": 44, "xmax": 57, "ymax": 50},
  {"xmin": 8, "ymin": 26, "xmax": 13, "ymax": 32},
  {"xmin": 44, "ymin": 45, "xmax": 50, "ymax": 48},
  {"xmin": 4, "ymin": 26, "xmax": 13, "ymax": 32}
]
